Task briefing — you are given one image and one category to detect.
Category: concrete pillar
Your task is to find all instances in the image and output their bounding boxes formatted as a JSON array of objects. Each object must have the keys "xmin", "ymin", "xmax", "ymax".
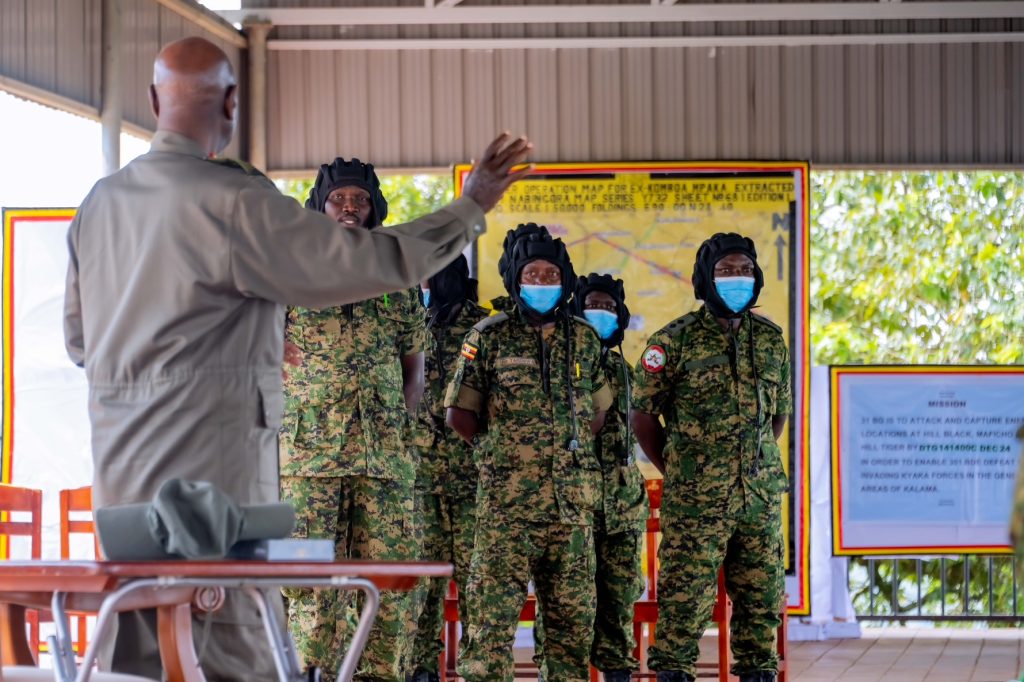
[
  {"xmin": 244, "ymin": 21, "xmax": 272, "ymax": 172},
  {"xmin": 100, "ymin": 0, "xmax": 123, "ymax": 176}
]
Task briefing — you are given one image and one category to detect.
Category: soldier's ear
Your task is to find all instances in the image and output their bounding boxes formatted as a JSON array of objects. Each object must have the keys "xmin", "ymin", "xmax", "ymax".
[
  {"xmin": 149, "ymin": 84, "xmax": 160, "ymax": 119},
  {"xmin": 223, "ymin": 84, "xmax": 238, "ymax": 123}
]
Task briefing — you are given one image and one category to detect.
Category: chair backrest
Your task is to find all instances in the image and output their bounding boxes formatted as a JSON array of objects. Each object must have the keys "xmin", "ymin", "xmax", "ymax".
[
  {"xmin": 643, "ymin": 477, "xmax": 663, "ymax": 600},
  {"xmin": 0, "ymin": 484, "xmax": 42, "ymax": 560},
  {"xmin": 59, "ymin": 486, "xmax": 101, "ymax": 559}
]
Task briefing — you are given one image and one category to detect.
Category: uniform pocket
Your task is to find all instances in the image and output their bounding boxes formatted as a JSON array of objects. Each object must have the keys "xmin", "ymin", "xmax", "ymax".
[{"xmin": 756, "ymin": 440, "xmax": 789, "ymax": 495}]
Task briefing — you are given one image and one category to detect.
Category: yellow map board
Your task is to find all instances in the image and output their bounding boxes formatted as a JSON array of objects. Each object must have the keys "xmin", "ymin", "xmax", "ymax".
[{"xmin": 455, "ymin": 162, "xmax": 812, "ymax": 614}]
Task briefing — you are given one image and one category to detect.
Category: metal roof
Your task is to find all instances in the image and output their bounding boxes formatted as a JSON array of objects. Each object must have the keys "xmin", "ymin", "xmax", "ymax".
[{"xmin": 1, "ymin": 1, "xmax": 1022, "ymax": 172}]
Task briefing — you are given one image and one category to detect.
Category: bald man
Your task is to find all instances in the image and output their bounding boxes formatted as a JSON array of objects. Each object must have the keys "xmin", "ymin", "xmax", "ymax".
[{"xmin": 65, "ymin": 36, "xmax": 532, "ymax": 681}]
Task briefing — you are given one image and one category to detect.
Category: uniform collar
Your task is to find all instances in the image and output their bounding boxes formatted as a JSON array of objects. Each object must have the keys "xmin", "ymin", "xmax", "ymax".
[
  {"xmin": 698, "ymin": 304, "xmax": 749, "ymax": 335},
  {"xmin": 149, "ymin": 130, "xmax": 209, "ymax": 159}
]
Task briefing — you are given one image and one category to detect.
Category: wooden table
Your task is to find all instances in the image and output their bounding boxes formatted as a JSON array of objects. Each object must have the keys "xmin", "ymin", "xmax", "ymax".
[{"xmin": 0, "ymin": 560, "xmax": 451, "ymax": 682}]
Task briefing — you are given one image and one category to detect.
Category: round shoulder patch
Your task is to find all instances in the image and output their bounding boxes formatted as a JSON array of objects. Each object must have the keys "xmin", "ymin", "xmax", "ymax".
[{"xmin": 641, "ymin": 344, "xmax": 667, "ymax": 373}]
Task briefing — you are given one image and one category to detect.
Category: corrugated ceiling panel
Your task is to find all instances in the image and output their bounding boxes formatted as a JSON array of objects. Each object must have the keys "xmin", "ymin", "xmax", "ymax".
[
  {"xmin": 812, "ymin": 45, "xmax": 845, "ymax": 163},
  {"xmin": 367, "ymin": 52, "xmax": 401, "ymax": 162},
  {"xmin": 432, "ymin": 50, "xmax": 465, "ymax": 165},
  {"xmin": 306, "ymin": 51, "xmax": 340, "ymax": 160},
  {"xmin": 589, "ymin": 49, "xmax": 622, "ymax": 162},
  {"xmin": 976, "ymin": 43, "xmax": 1008, "ymax": 165},
  {"xmin": 56, "ymin": 0, "xmax": 88, "ymax": 105},
  {"xmin": 462, "ymin": 50, "xmax": 497, "ymax": 160},
  {"xmin": 25, "ymin": 0, "xmax": 56, "ymax": 93},
  {"xmin": 275, "ymin": 52, "xmax": 309, "ymax": 168},
  {"xmin": 622, "ymin": 47, "xmax": 653, "ymax": 160},
  {"xmin": 719, "ymin": 47, "xmax": 749, "ymax": 159},
  {"xmin": 686, "ymin": 47, "xmax": 717, "ymax": 158},
  {"xmin": 881, "ymin": 44, "xmax": 910, "ymax": 165},
  {"xmin": 84, "ymin": 0, "xmax": 102, "ymax": 110},
  {"xmin": 525, "ymin": 49, "xmax": 558, "ymax": 163},
  {"xmin": 1013, "ymin": 41, "xmax": 1024, "ymax": 164},
  {"xmin": 752, "ymin": 47, "xmax": 781, "ymax": 160},
  {"xmin": 944, "ymin": 41, "xmax": 975, "ymax": 164},
  {"xmin": 494, "ymin": 50, "xmax": 528, "ymax": 138},
  {"xmin": 780, "ymin": 46, "xmax": 812, "ymax": 161},
  {"xmin": 334, "ymin": 51, "xmax": 371, "ymax": 160},
  {"xmin": 910, "ymin": 41, "xmax": 942, "ymax": 164},
  {"xmin": 652, "ymin": 48, "xmax": 686, "ymax": 160},
  {"xmin": 557, "ymin": 50, "xmax": 591, "ymax": 160},
  {"xmin": 399, "ymin": 49, "xmax": 432, "ymax": 166},
  {"xmin": 847, "ymin": 44, "xmax": 879, "ymax": 165}
]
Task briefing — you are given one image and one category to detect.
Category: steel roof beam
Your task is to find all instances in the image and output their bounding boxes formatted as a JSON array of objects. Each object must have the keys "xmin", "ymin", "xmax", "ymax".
[
  {"xmin": 219, "ymin": 2, "xmax": 1024, "ymax": 26},
  {"xmin": 267, "ymin": 31, "xmax": 1024, "ymax": 50}
]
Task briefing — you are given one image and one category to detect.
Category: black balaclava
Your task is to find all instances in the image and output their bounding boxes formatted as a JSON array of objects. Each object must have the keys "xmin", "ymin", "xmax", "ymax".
[
  {"xmin": 305, "ymin": 157, "xmax": 388, "ymax": 227},
  {"xmin": 426, "ymin": 254, "xmax": 478, "ymax": 324},
  {"xmin": 572, "ymin": 273, "xmax": 631, "ymax": 348},
  {"xmin": 500, "ymin": 223, "xmax": 576, "ymax": 323},
  {"xmin": 691, "ymin": 232, "xmax": 764, "ymax": 318}
]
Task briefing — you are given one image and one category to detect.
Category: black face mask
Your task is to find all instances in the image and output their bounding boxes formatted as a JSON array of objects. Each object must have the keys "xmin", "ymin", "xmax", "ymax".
[{"xmin": 691, "ymin": 232, "xmax": 765, "ymax": 318}]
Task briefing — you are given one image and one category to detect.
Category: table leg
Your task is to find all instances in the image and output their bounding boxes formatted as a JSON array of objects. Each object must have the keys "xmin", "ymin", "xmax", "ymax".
[
  {"xmin": 157, "ymin": 603, "xmax": 208, "ymax": 682},
  {"xmin": 0, "ymin": 603, "xmax": 36, "ymax": 666}
]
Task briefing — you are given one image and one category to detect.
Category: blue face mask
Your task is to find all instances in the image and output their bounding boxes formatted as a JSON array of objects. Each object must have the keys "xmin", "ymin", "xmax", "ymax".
[
  {"xmin": 520, "ymin": 284, "xmax": 562, "ymax": 315},
  {"xmin": 715, "ymin": 276, "xmax": 756, "ymax": 313},
  {"xmin": 421, "ymin": 288, "xmax": 431, "ymax": 308},
  {"xmin": 584, "ymin": 309, "xmax": 618, "ymax": 340}
]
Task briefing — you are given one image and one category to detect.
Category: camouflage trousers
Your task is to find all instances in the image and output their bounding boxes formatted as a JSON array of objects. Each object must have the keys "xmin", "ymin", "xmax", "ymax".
[
  {"xmin": 457, "ymin": 518, "xmax": 596, "ymax": 682},
  {"xmin": 281, "ymin": 475, "xmax": 420, "ymax": 682},
  {"xmin": 409, "ymin": 488, "xmax": 478, "ymax": 675},
  {"xmin": 534, "ymin": 513, "xmax": 643, "ymax": 673},
  {"xmin": 648, "ymin": 490, "xmax": 784, "ymax": 677}
]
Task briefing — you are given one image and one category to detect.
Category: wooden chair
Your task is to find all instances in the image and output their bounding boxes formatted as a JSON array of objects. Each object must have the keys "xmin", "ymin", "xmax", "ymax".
[
  {"xmin": 0, "ymin": 484, "xmax": 43, "ymax": 663},
  {"xmin": 59, "ymin": 486, "xmax": 101, "ymax": 655}
]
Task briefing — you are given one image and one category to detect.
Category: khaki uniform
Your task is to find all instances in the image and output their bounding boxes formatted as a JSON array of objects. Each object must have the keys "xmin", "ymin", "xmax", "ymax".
[
  {"xmin": 281, "ymin": 287, "xmax": 428, "ymax": 682},
  {"xmin": 631, "ymin": 307, "xmax": 791, "ymax": 677},
  {"xmin": 63, "ymin": 130, "xmax": 485, "ymax": 680},
  {"xmin": 445, "ymin": 309, "xmax": 612, "ymax": 682},
  {"xmin": 409, "ymin": 300, "xmax": 491, "ymax": 675}
]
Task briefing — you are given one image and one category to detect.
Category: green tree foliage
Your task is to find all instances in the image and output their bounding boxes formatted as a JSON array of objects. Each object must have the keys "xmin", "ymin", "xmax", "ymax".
[
  {"xmin": 811, "ymin": 171, "xmax": 1024, "ymax": 366},
  {"xmin": 277, "ymin": 174, "xmax": 453, "ymax": 226},
  {"xmin": 813, "ymin": 171, "xmax": 1024, "ymax": 625}
]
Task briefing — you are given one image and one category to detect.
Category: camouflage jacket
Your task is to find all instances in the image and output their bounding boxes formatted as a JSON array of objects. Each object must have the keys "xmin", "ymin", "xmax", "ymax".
[
  {"xmin": 416, "ymin": 300, "xmax": 491, "ymax": 495},
  {"xmin": 445, "ymin": 307, "xmax": 613, "ymax": 525},
  {"xmin": 280, "ymin": 288, "xmax": 428, "ymax": 480},
  {"xmin": 596, "ymin": 349, "xmax": 648, "ymax": 533},
  {"xmin": 631, "ymin": 306, "xmax": 792, "ymax": 517}
]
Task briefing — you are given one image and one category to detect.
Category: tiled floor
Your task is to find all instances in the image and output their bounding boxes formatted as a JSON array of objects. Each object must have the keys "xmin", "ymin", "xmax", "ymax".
[
  {"xmin": 509, "ymin": 626, "xmax": 1023, "ymax": 682},
  {"xmin": 692, "ymin": 627, "xmax": 1024, "ymax": 682}
]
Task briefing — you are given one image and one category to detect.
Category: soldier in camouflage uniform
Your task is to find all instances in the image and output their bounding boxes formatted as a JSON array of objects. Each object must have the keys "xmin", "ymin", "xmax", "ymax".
[
  {"xmin": 445, "ymin": 224, "xmax": 612, "ymax": 682},
  {"xmin": 408, "ymin": 255, "xmax": 491, "ymax": 682},
  {"xmin": 630, "ymin": 233, "xmax": 791, "ymax": 682},
  {"xmin": 281, "ymin": 158, "xmax": 428, "ymax": 682},
  {"xmin": 535, "ymin": 274, "xmax": 648, "ymax": 682}
]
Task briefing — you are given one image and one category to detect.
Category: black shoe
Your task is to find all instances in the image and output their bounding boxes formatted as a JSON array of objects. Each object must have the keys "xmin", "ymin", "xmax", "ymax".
[
  {"xmin": 409, "ymin": 670, "xmax": 440, "ymax": 682},
  {"xmin": 655, "ymin": 672, "xmax": 694, "ymax": 682},
  {"xmin": 602, "ymin": 670, "xmax": 633, "ymax": 682},
  {"xmin": 306, "ymin": 667, "xmax": 322, "ymax": 682},
  {"xmin": 738, "ymin": 673, "xmax": 776, "ymax": 682}
]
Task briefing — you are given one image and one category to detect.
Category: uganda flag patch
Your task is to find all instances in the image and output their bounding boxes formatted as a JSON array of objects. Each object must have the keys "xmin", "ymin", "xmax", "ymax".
[{"xmin": 461, "ymin": 342, "xmax": 479, "ymax": 361}]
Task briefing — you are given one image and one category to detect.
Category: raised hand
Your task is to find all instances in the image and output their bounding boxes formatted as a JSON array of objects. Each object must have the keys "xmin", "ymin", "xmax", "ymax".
[{"xmin": 461, "ymin": 132, "xmax": 534, "ymax": 213}]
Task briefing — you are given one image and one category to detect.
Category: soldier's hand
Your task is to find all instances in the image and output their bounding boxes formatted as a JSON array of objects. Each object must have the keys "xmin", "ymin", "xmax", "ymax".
[{"xmin": 461, "ymin": 132, "xmax": 534, "ymax": 213}]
